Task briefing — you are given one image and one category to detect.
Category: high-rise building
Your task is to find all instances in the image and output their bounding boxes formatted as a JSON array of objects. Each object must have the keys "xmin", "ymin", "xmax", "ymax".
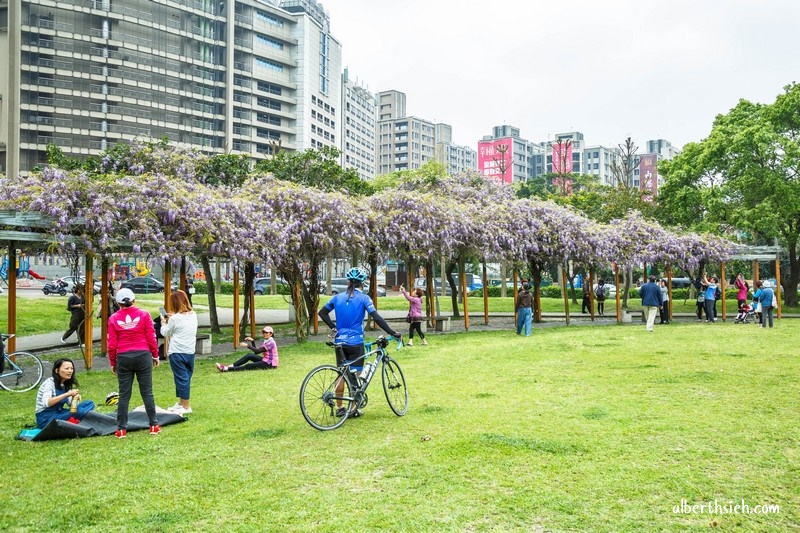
[
  {"xmin": 340, "ymin": 68, "xmax": 375, "ymax": 180},
  {"xmin": 0, "ymin": 0, "xmax": 341, "ymax": 177},
  {"xmin": 434, "ymin": 123, "xmax": 476, "ymax": 175},
  {"xmin": 582, "ymin": 145, "xmax": 619, "ymax": 186},
  {"xmin": 376, "ymin": 89, "xmax": 435, "ymax": 174}
]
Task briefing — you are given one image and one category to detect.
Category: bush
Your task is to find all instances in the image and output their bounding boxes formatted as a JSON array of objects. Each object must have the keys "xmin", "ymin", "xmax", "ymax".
[{"xmin": 191, "ymin": 280, "xmax": 290, "ymax": 295}]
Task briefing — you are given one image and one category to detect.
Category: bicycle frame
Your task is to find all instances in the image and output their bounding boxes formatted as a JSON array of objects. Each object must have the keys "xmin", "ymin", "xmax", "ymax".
[{"xmin": 300, "ymin": 335, "xmax": 407, "ymax": 430}]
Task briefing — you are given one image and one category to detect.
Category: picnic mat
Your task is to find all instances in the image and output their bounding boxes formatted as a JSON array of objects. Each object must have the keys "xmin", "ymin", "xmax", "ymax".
[{"xmin": 16, "ymin": 410, "xmax": 186, "ymax": 441}]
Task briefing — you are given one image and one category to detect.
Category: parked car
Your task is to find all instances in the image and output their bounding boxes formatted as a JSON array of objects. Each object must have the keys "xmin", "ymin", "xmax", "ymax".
[
  {"xmin": 662, "ymin": 277, "xmax": 693, "ymax": 289},
  {"xmin": 592, "ymin": 283, "xmax": 617, "ymax": 298},
  {"xmin": 326, "ymin": 277, "xmax": 386, "ymax": 297},
  {"xmin": 415, "ymin": 274, "xmax": 482, "ymax": 296},
  {"xmin": 59, "ymin": 276, "xmax": 101, "ymax": 295},
  {"xmin": 120, "ymin": 276, "xmax": 178, "ymax": 294},
  {"xmin": 253, "ymin": 276, "xmax": 288, "ymax": 295}
]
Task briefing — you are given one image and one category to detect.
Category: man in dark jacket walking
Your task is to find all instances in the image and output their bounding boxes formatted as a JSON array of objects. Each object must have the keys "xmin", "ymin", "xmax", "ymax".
[{"xmin": 640, "ymin": 275, "xmax": 663, "ymax": 332}]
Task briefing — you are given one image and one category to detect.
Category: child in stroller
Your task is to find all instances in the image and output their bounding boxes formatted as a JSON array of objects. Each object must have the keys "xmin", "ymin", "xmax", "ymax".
[{"xmin": 734, "ymin": 302, "xmax": 756, "ymax": 323}]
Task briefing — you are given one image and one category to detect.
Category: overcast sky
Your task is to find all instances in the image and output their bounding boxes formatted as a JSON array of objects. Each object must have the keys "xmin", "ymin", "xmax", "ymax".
[{"xmin": 321, "ymin": 0, "xmax": 800, "ymax": 151}]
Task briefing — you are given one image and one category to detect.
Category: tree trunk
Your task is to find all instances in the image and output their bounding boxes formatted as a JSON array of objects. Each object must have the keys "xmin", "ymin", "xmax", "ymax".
[
  {"xmin": 201, "ymin": 254, "xmax": 221, "ymax": 334},
  {"xmin": 238, "ymin": 261, "xmax": 255, "ymax": 338},
  {"xmin": 783, "ymin": 238, "xmax": 799, "ymax": 307},
  {"xmin": 279, "ymin": 263, "xmax": 308, "ymax": 342},
  {"xmin": 529, "ymin": 259, "xmax": 543, "ymax": 323},
  {"xmin": 500, "ymin": 262, "xmax": 507, "ymax": 298},
  {"xmin": 446, "ymin": 260, "xmax": 460, "ymax": 318}
]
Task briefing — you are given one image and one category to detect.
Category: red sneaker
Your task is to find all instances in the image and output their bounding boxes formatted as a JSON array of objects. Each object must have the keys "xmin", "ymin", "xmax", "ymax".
[
  {"xmin": 149, "ymin": 425, "xmax": 162, "ymax": 435},
  {"xmin": 114, "ymin": 429, "xmax": 127, "ymax": 439}
]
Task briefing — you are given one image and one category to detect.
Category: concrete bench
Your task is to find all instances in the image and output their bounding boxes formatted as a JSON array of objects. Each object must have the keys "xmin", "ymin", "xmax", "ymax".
[
  {"xmin": 425, "ymin": 316, "xmax": 451, "ymax": 332},
  {"xmin": 195, "ymin": 334, "xmax": 212, "ymax": 355}
]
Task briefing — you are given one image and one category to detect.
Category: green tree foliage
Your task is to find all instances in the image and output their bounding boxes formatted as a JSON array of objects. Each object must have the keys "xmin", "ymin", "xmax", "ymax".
[
  {"xmin": 255, "ymin": 145, "xmax": 372, "ymax": 195},
  {"xmin": 197, "ymin": 154, "xmax": 252, "ymax": 187},
  {"xmin": 659, "ymin": 83, "xmax": 800, "ymax": 305}
]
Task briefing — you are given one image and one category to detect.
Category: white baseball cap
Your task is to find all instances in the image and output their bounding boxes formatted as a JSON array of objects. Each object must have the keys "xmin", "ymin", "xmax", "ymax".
[{"xmin": 116, "ymin": 288, "xmax": 136, "ymax": 304}]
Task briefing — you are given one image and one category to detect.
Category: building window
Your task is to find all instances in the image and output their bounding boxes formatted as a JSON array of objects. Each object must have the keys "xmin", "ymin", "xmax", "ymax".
[
  {"xmin": 256, "ymin": 11, "xmax": 284, "ymax": 27},
  {"xmin": 256, "ymin": 34, "xmax": 283, "ymax": 50},
  {"xmin": 256, "ymin": 58, "xmax": 283, "ymax": 72}
]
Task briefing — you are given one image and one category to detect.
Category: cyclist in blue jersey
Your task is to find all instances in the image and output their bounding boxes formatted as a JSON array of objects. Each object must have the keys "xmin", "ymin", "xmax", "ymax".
[{"xmin": 318, "ymin": 267, "xmax": 401, "ymax": 417}]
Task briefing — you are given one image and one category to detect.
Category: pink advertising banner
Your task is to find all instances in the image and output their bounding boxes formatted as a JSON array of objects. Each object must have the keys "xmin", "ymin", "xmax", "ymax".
[
  {"xmin": 639, "ymin": 153, "xmax": 658, "ymax": 197},
  {"xmin": 478, "ymin": 138, "xmax": 513, "ymax": 183},
  {"xmin": 551, "ymin": 141, "xmax": 573, "ymax": 175}
]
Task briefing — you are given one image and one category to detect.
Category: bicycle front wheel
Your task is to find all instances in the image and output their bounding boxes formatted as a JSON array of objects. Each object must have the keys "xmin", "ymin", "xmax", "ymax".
[
  {"xmin": 382, "ymin": 357, "xmax": 408, "ymax": 416},
  {"xmin": 299, "ymin": 365, "xmax": 354, "ymax": 431},
  {"xmin": 0, "ymin": 352, "xmax": 44, "ymax": 392}
]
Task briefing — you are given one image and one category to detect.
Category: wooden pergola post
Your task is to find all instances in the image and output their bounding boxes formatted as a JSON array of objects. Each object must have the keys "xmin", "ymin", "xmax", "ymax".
[
  {"xmin": 614, "ymin": 263, "xmax": 621, "ymax": 323},
  {"xmin": 482, "ymin": 260, "xmax": 489, "ymax": 325},
  {"xmin": 775, "ymin": 257, "xmax": 782, "ymax": 319},
  {"xmin": 561, "ymin": 267, "xmax": 570, "ymax": 326},
  {"xmin": 83, "ymin": 254, "xmax": 94, "ymax": 369},
  {"xmin": 461, "ymin": 269, "xmax": 469, "ymax": 331},
  {"xmin": 513, "ymin": 270, "xmax": 519, "ymax": 326},
  {"xmin": 7, "ymin": 244, "xmax": 17, "ymax": 353},
  {"xmin": 666, "ymin": 266, "xmax": 673, "ymax": 322},
  {"xmin": 720, "ymin": 262, "xmax": 726, "ymax": 322},
  {"xmin": 753, "ymin": 261, "xmax": 759, "ymax": 284},
  {"xmin": 100, "ymin": 256, "xmax": 109, "ymax": 357},
  {"xmin": 588, "ymin": 269, "xmax": 595, "ymax": 321},
  {"xmin": 233, "ymin": 268, "xmax": 240, "ymax": 348}
]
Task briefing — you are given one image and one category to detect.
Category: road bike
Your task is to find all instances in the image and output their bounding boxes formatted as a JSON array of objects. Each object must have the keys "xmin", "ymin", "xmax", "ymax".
[
  {"xmin": 300, "ymin": 335, "xmax": 408, "ymax": 431},
  {"xmin": 1, "ymin": 333, "xmax": 44, "ymax": 392}
]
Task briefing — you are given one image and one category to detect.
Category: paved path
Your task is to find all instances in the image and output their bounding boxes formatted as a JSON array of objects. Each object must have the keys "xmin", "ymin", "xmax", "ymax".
[{"xmin": 11, "ymin": 306, "xmax": 792, "ymax": 375}]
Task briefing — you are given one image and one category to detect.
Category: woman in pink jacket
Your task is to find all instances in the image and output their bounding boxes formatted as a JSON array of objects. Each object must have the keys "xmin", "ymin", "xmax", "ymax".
[
  {"xmin": 734, "ymin": 272, "xmax": 749, "ymax": 310},
  {"xmin": 400, "ymin": 284, "xmax": 427, "ymax": 346},
  {"xmin": 108, "ymin": 288, "xmax": 160, "ymax": 438}
]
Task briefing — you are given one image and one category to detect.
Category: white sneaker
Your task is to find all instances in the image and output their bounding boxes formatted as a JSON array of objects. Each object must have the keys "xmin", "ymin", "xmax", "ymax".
[
  {"xmin": 407, "ymin": 339, "xmax": 413, "ymax": 347},
  {"xmin": 168, "ymin": 405, "xmax": 192, "ymax": 416}
]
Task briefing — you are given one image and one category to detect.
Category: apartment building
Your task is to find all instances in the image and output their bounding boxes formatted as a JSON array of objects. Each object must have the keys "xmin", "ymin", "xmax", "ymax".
[
  {"xmin": 0, "ymin": 0, "xmax": 341, "ymax": 177},
  {"xmin": 434, "ymin": 123, "xmax": 476, "ymax": 176},
  {"xmin": 340, "ymin": 68, "xmax": 375, "ymax": 180},
  {"xmin": 478, "ymin": 125, "xmax": 542, "ymax": 184},
  {"xmin": 376, "ymin": 89, "xmax": 436, "ymax": 174}
]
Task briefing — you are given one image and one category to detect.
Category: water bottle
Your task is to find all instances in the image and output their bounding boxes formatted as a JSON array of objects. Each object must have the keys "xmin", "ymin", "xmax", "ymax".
[
  {"xmin": 360, "ymin": 361, "xmax": 376, "ymax": 382},
  {"xmin": 70, "ymin": 394, "xmax": 78, "ymax": 414}
]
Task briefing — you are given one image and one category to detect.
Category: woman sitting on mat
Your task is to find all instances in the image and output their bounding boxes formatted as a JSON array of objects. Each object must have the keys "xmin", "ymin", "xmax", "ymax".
[
  {"xmin": 35, "ymin": 358, "xmax": 95, "ymax": 428},
  {"xmin": 216, "ymin": 326, "xmax": 279, "ymax": 372}
]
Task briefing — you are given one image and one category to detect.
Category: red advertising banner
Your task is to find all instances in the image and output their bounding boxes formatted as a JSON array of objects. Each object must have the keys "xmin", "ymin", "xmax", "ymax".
[{"xmin": 478, "ymin": 138, "xmax": 513, "ymax": 183}]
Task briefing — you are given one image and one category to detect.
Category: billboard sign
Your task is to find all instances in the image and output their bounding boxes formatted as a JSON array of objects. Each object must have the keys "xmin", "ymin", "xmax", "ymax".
[
  {"xmin": 639, "ymin": 153, "xmax": 658, "ymax": 198},
  {"xmin": 551, "ymin": 141, "xmax": 573, "ymax": 175},
  {"xmin": 478, "ymin": 138, "xmax": 513, "ymax": 183}
]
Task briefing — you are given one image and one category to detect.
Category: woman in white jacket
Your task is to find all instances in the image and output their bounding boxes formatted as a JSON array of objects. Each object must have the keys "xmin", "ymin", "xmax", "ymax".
[{"xmin": 160, "ymin": 290, "xmax": 198, "ymax": 416}]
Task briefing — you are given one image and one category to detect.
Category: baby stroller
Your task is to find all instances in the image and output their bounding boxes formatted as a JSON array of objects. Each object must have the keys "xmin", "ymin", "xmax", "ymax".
[{"xmin": 734, "ymin": 302, "xmax": 756, "ymax": 324}]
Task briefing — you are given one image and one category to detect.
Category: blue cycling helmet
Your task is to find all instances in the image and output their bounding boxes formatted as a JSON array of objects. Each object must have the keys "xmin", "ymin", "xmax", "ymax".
[{"xmin": 345, "ymin": 267, "xmax": 369, "ymax": 283}]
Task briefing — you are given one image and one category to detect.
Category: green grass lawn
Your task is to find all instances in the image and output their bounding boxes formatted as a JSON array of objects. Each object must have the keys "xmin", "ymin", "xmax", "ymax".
[{"xmin": 1, "ymin": 323, "xmax": 797, "ymax": 531}]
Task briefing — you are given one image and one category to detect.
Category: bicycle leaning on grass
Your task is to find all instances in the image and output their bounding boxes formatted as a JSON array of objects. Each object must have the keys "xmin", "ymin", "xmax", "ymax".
[
  {"xmin": 299, "ymin": 335, "xmax": 408, "ymax": 431},
  {"xmin": 1, "ymin": 333, "xmax": 44, "ymax": 392}
]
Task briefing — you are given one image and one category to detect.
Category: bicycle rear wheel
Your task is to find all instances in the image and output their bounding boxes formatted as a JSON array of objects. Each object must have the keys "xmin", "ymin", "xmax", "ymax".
[
  {"xmin": 382, "ymin": 357, "xmax": 408, "ymax": 416},
  {"xmin": 299, "ymin": 365, "xmax": 354, "ymax": 430},
  {"xmin": 0, "ymin": 352, "xmax": 44, "ymax": 392}
]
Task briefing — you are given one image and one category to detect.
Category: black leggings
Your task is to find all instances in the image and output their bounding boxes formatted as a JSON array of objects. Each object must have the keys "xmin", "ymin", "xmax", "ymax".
[
  {"xmin": 408, "ymin": 321, "xmax": 425, "ymax": 340},
  {"xmin": 231, "ymin": 353, "xmax": 275, "ymax": 371}
]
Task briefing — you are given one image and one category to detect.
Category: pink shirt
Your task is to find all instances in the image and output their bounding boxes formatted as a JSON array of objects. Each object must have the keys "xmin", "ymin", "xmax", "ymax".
[
  {"xmin": 400, "ymin": 287, "xmax": 423, "ymax": 320},
  {"xmin": 735, "ymin": 278, "xmax": 748, "ymax": 300},
  {"xmin": 108, "ymin": 306, "xmax": 158, "ymax": 366}
]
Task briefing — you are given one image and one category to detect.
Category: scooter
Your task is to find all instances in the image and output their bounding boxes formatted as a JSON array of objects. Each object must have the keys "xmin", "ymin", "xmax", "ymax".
[{"xmin": 42, "ymin": 278, "xmax": 68, "ymax": 296}]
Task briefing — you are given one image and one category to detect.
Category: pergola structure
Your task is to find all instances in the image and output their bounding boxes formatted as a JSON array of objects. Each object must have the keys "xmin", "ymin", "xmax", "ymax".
[{"xmin": 1, "ymin": 210, "xmax": 261, "ymax": 369}]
